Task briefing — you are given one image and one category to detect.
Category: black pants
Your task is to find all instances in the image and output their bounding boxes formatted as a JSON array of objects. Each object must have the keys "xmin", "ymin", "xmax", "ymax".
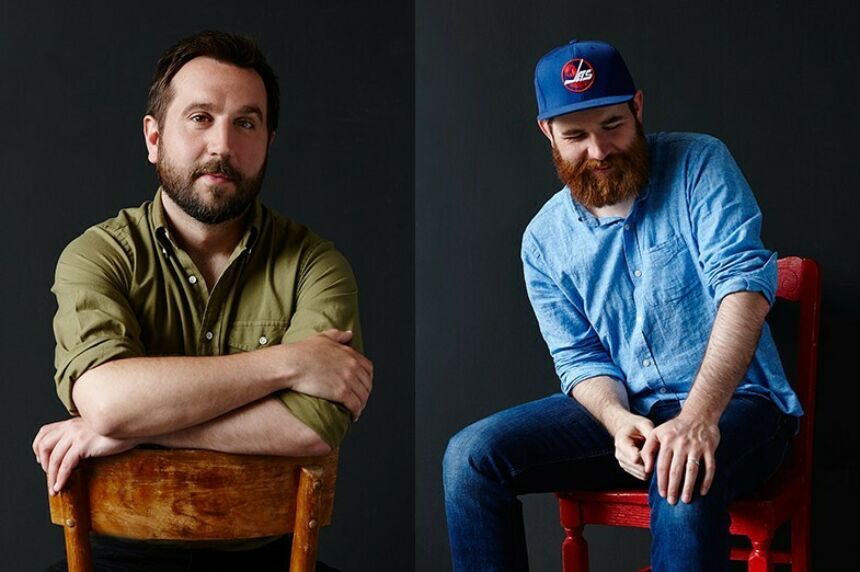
[{"xmin": 45, "ymin": 534, "xmax": 343, "ymax": 572}]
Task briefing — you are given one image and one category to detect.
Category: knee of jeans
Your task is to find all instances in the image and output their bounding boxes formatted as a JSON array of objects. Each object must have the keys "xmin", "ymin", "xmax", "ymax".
[
  {"xmin": 443, "ymin": 419, "xmax": 508, "ymax": 493},
  {"xmin": 648, "ymin": 479, "xmax": 727, "ymax": 531}
]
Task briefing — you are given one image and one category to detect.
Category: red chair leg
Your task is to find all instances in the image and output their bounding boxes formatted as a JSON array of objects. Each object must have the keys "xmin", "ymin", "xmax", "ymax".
[
  {"xmin": 747, "ymin": 537, "xmax": 774, "ymax": 572},
  {"xmin": 790, "ymin": 501, "xmax": 811, "ymax": 572},
  {"xmin": 561, "ymin": 524, "xmax": 589, "ymax": 572}
]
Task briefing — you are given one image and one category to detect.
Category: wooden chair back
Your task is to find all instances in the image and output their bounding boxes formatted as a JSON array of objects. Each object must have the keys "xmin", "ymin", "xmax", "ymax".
[{"xmin": 48, "ymin": 448, "xmax": 339, "ymax": 572}]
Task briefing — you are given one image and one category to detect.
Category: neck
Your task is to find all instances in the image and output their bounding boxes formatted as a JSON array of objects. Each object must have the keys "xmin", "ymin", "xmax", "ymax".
[{"xmin": 585, "ymin": 195, "xmax": 635, "ymax": 219}]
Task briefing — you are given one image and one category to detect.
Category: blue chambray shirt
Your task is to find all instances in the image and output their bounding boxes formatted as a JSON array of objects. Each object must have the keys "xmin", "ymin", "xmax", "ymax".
[{"xmin": 521, "ymin": 132, "xmax": 802, "ymax": 417}]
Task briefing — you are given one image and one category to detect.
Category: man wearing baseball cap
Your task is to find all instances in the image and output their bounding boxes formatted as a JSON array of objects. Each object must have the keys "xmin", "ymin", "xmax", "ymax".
[{"xmin": 443, "ymin": 39, "xmax": 801, "ymax": 571}]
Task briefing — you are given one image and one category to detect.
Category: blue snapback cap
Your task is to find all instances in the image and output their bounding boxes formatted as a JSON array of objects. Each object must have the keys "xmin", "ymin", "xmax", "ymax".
[{"xmin": 535, "ymin": 39, "xmax": 636, "ymax": 120}]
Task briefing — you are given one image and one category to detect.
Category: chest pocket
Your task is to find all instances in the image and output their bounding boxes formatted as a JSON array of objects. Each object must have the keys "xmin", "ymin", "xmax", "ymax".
[
  {"xmin": 226, "ymin": 320, "xmax": 289, "ymax": 353},
  {"xmin": 645, "ymin": 234, "xmax": 699, "ymax": 305}
]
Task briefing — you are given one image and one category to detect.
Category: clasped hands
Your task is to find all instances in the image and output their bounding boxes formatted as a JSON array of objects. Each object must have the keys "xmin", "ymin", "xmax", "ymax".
[{"xmin": 613, "ymin": 412, "xmax": 720, "ymax": 505}]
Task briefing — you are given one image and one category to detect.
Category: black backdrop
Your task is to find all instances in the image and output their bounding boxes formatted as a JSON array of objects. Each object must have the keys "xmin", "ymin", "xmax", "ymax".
[
  {"xmin": 2, "ymin": 1, "xmax": 858, "ymax": 571},
  {"xmin": 416, "ymin": 1, "xmax": 857, "ymax": 570},
  {"xmin": 0, "ymin": 2, "xmax": 413, "ymax": 570}
]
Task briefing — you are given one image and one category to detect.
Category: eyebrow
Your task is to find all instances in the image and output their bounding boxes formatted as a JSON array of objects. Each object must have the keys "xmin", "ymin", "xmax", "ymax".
[{"xmin": 180, "ymin": 102, "xmax": 264, "ymax": 121}]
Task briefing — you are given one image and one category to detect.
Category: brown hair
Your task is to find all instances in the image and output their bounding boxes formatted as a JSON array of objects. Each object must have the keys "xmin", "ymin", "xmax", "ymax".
[{"xmin": 146, "ymin": 31, "xmax": 279, "ymax": 132}]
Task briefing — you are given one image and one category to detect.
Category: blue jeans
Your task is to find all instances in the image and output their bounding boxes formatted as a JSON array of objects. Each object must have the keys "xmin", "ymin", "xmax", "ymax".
[{"xmin": 443, "ymin": 393, "xmax": 797, "ymax": 572}]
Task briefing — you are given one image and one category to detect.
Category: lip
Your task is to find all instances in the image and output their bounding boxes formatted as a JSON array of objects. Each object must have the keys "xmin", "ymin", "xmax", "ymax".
[{"xmin": 200, "ymin": 173, "xmax": 234, "ymax": 183}]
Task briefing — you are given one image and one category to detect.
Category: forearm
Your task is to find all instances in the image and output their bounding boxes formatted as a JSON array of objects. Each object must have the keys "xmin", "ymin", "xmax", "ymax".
[
  {"xmin": 143, "ymin": 397, "xmax": 331, "ymax": 457},
  {"xmin": 72, "ymin": 348, "xmax": 289, "ymax": 438},
  {"xmin": 571, "ymin": 375, "xmax": 638, "ymax": 435},
  {"xmin": 681, "ymin": 291, "xmax": 770, "ymax": 423}
]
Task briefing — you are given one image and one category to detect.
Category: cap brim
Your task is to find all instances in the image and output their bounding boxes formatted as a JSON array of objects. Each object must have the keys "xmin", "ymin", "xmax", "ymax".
[{"xmin": 537, "ymin": 94, "xmax": 635, "ymax": 120}]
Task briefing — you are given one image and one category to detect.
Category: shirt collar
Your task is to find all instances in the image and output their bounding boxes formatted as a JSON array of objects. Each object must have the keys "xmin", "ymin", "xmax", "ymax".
[{"xmin": 152, "ymin": 187, "xmax": 263, "ymax": 253}]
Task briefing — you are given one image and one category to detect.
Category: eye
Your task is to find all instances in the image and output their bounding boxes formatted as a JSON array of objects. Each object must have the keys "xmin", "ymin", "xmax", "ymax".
[
  {"xmin": 235, "ymin": 118, "xmax": 256, "ymax": 130},
  {"xmin": 604, "ymin": 122, "xmax": 622, "ymax": 131},
  {"xmin": 189, "ymin": 113, "xmax": 211, "ymax": 124}
]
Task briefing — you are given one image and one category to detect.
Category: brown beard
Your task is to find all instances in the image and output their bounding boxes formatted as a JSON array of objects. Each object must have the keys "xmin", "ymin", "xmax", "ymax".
[
  {"xmin": 157, "ymin": 151, "xmax": 266, "ymax": 226},
  {"xmin": 552, "ymin": 122, "xmax": 650, "ymax": 209}
]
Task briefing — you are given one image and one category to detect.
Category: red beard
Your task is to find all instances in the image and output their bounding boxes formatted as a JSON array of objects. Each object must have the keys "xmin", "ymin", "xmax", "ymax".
[{"xmin": 552, "ymin": 124, "xmax": 650, "ymax": 209}]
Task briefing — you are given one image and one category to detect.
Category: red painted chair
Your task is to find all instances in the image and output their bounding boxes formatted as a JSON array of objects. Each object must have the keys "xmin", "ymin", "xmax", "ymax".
[{"xmin": 557, "ymin": 257, "xmax": 821, "ymax": 572}]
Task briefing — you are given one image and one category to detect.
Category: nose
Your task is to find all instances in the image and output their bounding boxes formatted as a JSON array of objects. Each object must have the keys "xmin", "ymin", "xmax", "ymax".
[
  {"xmin": 206, "ymin": 119, "xmax": 234, "ymax": 158},
  {"xmin": 587, "ymin": 134, "xmax": 613, "ymax": 161}
]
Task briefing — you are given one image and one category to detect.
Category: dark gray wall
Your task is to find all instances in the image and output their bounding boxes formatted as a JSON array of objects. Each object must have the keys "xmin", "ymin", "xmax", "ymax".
[
  {"xmin": 416, "ymin": 1, "xmax": 857, "ymax": 571},
  {"xmin": 0, "ymin": 2, "xmax": 413, "ymax": 570}
]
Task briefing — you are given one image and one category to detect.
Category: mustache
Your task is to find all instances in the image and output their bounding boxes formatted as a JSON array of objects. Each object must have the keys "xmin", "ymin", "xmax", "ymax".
[{"xmin": 192, "ymin": 159, "xmax": 241, "ymax": 181}]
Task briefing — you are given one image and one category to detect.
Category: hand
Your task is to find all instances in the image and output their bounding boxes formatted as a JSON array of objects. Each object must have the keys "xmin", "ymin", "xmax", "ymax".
[
  {"xmin": 612, "ymin": 414, "xmax": 654, "ymax": 481},
  {"xmin": 279, "ymin": 329, "xmax": 373, "ymax": 421},
  {"xmin": 640, "ymin": 414, "xmax": 720, "ymax": 505},
  {"xmin": 32, "ymin": 418, "xmax": 139, "ymax": 495}
]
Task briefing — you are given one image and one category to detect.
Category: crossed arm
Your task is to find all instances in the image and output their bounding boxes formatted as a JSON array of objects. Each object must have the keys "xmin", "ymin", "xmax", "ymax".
[
  {"xmin": 573, "ymin": 290, "xmax": 770, "ymax": 504},
  {"xmin": 33, "ymin": 329, "xmax": 373, "ymax": 495}
]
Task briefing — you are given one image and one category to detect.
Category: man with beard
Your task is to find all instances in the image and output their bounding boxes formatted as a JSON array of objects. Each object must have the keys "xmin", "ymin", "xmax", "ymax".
[
  {"xmin": 33, "ymin": 31, "xmax": 370, "ymax": 571},
  {"xmin": 443, "ymin": 40, "xmax": 801, "ymax": 571}
]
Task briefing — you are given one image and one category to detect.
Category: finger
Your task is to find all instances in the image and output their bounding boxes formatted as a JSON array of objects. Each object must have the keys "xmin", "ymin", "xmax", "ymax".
[
  {"xmin": 54, "ymin": 446, "xmax": 83, "ymax": 493},
  {"xmin": 656, "ymin": 447, "xmax": 672, "ymax": 499},
  {"xmin": 618, "ymin": 459, "xmax": 647, "ymax": 480},
  {"xmin": 666, "ymin": 451, "xmax": 686, "ymax": 505},
  {"xmin": 634, "ymin": 420, "xmax": 655, "ymax": 440},
  {"xmin": 700, "ymin": 450, "xmax": 717, "ymax": 496},
  {"xmin": 349, "ymin": 356, "xmax": 374, "ymax": 393},
  {"xmin": 641, "ymin": 434, "xmax": 659, "ymax": 474},
  {"xmin": 681, "ymin": 457, "xmax": 700, "ymax": 504},
  {"xmin": 47, "ymin": 437, "xmax": 74, "ymax": 495},
  {"xmin": 37, "ymin": 428, "xmax": 64, "ymax": 474},
  {"xmin": 616, "ymin": 439, "xmax": 644, "ymax": 467},
  {"xmin": 344, "ymin": 347, "xmax": 374, "ymax": 381}
]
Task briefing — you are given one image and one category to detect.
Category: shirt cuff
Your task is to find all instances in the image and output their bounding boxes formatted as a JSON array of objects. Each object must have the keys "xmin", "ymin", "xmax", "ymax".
[
  {"xmin": 276, "ymin": 390, "xmax": 351, "ymax": 448},
  {"xmin": 559, "ymin": 365, "xmax": 626, "ymax": 395}
]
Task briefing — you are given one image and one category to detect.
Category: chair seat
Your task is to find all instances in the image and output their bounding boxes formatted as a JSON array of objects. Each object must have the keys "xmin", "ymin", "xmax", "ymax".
[{"xmin": 557, "ymin": 467, "xmax": 806, "ymax": 536}]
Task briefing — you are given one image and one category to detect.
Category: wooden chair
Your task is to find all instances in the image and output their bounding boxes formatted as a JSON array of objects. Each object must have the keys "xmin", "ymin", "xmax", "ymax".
[
  {"xmin": 557, "ymin": 257, "xmax": 821, "ymax": 572},
  {"xmin": 47, "ymin": 447, "xmax": 339, "ymax": 572}
]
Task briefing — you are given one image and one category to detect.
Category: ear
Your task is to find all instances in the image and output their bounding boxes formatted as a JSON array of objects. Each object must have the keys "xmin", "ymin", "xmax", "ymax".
[
  {"xmin": 268, "ymin": 130, "xmax": 277, "ymax": 148},
  {"xmin": 537, "ymin": 119, "xmax": 555, "ymax": 146},
  {"xmin": 631, "ymin": 90, "xmax": 644, "ymax": 123},
  {"xmin": 143, "ymin": 115, "xmax": 160, "ymax": 164}
]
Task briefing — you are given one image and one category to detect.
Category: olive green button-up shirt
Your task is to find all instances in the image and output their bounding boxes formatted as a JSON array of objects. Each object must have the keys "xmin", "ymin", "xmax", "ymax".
[{"xmin": 52, "ymin": 189, "xmax": 358, "ymax": 447}]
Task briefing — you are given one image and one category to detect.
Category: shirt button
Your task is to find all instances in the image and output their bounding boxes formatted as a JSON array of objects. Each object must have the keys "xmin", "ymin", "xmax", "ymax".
[
  {"xmin": 205, "ymin": 331, "xmax": 214, "ymax": 341},
  {"xmin": 188, "ymin": 275, "xmax": 198, "ymax": 284},
  {"xmin": 161, "ymin": 248, "xmax": 167, "ymax": 255},
  {"xmin": 624, "ymin": 224, "xmax": 630, "ymax": 230},
  {"xmin": 659, "ymin": 387, "xmax": 667, "ymax": 394},
  {"xmin": 643, "ymin": 359, "xmax": 651, "ymax": 367},
  {"xmin": 258, "ymin": 336, "xmax": 268, "ymax": 345},
  {"xmin": 633, "ymin": 270, "xmax": 642, "ymax": 277}
]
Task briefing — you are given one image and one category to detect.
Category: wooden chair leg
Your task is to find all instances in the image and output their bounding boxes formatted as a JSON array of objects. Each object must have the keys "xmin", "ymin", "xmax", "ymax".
[
  {"xmin": 290, "ymin": 466, "xmax": 323, "ymax": 572},
  {"xmin": 60, "ymin": 470, "xmax": 93, "ymax": 572},
  {"xmin": 561, "ymin": 524, "xmax": 589, "ymax": 572},
  {"xmin": 790, "ymin": 501, "xmax": 811, "ymax": 572},
  {"xmin": 747, "ymin": 536, "xmax": 774, "ymax": 572}
]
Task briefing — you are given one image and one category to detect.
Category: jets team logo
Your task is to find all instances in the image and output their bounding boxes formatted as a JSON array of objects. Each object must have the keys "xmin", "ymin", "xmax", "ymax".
[{"xmin": 561, "ymin": 58, "xmax": 596, "ymax": 93}]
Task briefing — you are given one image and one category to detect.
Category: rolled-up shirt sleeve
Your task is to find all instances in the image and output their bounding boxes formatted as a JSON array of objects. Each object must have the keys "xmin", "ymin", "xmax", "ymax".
[
  {"xmin": 522, "ymin": 238, "xmax": 624, "ymax": 394},
  {"xmin": 52, "ymin": 229, "xmax": 145, "ymax": 414},
  {"xmin": 686, "ymin": 137, "xmax": 778, "ymax": 306},
  {"xmin": 278, "ymin": 241, "xmax": 361, "ymax": 448}
]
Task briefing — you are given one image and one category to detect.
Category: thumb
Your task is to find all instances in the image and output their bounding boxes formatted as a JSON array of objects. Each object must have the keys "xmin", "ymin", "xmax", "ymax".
[{"xmin": 641, "ymin": 432, "xmax": 659, "ymax": 474}]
